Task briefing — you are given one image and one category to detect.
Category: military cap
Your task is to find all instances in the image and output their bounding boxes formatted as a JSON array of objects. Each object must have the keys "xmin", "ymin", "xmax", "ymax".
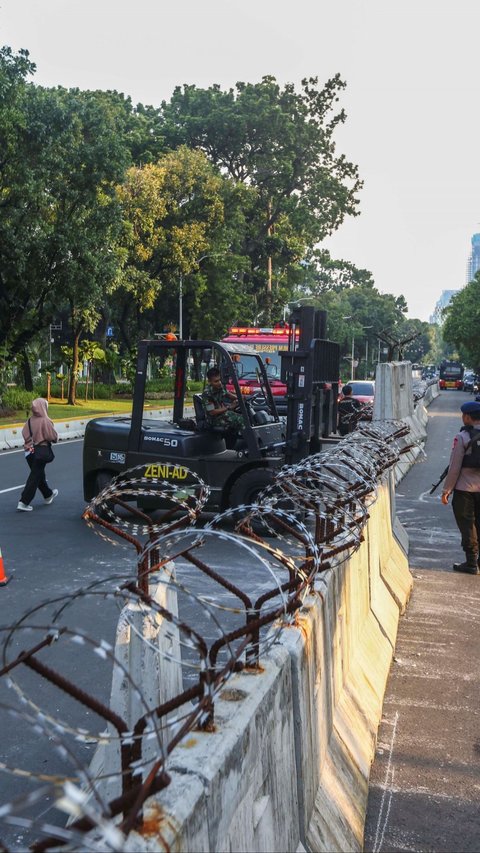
[{"xmin": 461, "ymin": 400, "xmax": 480, "ymax": 415}]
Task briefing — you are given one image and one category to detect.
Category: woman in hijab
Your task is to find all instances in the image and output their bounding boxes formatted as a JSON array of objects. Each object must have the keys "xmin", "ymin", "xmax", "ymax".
[{"xmin": 17, "ymin": 398, "xmax": 58, "ymax": 512}]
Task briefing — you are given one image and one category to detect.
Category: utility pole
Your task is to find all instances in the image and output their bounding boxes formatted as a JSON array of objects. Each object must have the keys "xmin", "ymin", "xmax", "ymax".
[{"xmin": 179, "ymin": 274, "xmax": 183, "ymax": 340}]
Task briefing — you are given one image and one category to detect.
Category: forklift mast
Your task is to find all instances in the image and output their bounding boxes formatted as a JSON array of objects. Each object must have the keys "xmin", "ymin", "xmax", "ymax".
[{"xmin": 281, "ymin": 306, "xmax": 340, "ymax": 465}]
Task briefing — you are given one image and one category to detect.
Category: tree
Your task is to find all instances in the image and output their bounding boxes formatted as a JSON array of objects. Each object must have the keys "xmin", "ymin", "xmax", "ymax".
[
  {"xmin": 0, "ymin": 74, "xmax": 146, "ymax": 392},
  {"xmin": 0, "ymin": 45, "xmax": 41, "ymax": 377},
  {"xmin": 115, "ymin": 146, "xmax": 247, "ymax": 344},
  {"xmin": 303, "ymin": 249, "xmax": 376, "ymax": 293},
  {"xmin": 160, "ymin": 76, "xmax": 362, "ymax": 321},
  {"xmin": 393, "ymin": 318, "xmax": 432, "ymax": 363},
  {"xmin": 291, "ymin": 282, "xmax": 410, "ymax": 379},
  {"xmin": 443, "ymin": 274, "xmax": 480, "ymax": 370}
]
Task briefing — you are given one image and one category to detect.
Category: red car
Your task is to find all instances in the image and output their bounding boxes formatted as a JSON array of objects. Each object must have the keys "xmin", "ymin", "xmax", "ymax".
[
  {"xmin": 345, "ymin": 380, "xmax": 375, "ymax": 404},
  {"xmin": 338, "ymin": 381, "xmax": 375, "ymax": 422}
]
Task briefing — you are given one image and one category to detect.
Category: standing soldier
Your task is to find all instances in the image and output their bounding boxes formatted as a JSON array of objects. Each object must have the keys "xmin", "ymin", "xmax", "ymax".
[
  {"xmin": 201, "ymin": 367, "xmax": 244, "ymax": 434},
  {"xmin": 441, "ymin": 400, "xmax": 480, "ymax": 574}
]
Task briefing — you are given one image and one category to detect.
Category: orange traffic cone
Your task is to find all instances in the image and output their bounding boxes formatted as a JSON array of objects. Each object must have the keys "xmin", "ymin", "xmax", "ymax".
[{"xmin": 0, "ymin": 546, "xmax": 10, "ymax": 586}]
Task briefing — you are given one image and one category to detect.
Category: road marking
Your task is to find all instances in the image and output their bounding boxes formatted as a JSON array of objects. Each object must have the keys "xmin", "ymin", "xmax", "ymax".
[
  {"xmin": 0, "ymin": 485, "xmax": 23, "ymax": 494},
  {"xmin": 373, "ymin": 710, "xmax": 399, "ymax": 853},
  {"xmin": 419, "ymin": 490, "xmax": 436, "ymax": 502}
]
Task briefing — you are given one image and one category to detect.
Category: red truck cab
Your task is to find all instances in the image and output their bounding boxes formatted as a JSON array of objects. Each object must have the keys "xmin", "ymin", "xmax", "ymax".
[{"xmin": 221, "ymin": 325, "xmax": 299, "ymax": 414}]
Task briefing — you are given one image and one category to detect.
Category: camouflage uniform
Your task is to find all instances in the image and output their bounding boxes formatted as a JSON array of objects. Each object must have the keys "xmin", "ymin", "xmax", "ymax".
[{"xmin": 201, "ymin": 383, "xmax": 244, "ymax": 432}]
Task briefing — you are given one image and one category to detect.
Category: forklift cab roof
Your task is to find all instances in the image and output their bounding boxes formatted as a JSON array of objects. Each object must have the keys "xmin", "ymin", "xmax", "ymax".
[{"xmin": 129, "ymin": 338, "xmax": 282, "ymax": 457}]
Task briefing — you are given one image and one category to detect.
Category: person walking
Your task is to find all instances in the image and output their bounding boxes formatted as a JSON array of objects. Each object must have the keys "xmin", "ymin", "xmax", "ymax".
[
  {"xmin": 337, "ymin": 385, "xmax": 364, "ymax": 436},
  {"xmin": 441, "ymin": 400, "xmax": 480, "ymax": 574},
  {"xmin": 17, "ymin": 398, "xmax": 58, "ymax": 512}
]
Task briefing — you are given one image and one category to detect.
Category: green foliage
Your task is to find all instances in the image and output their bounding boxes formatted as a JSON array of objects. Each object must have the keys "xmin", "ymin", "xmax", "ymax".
[
  {"xmin": 145, "ymin": 378, "xmax": 174, "ymax": 393},
  {"xmin": 3, "ymin": 44, "xmax": 432, "ymax": 379},
  {"xmin": 443, "ymin": 274, "xmax": 480, "ymax": 370},
  {"xmin": 160, "ymin": 75, "xmax": 363, "ymax": 323},
  {"xmin": 77, "ymin": 382, "xmax": 113, "ymax": 400},
  {"xmin": 291, "ymin": 282, "xmax": 417, "ymax": 378},
  {"xmin": 1, "ymin": 386, "xmax": 34, "ymax": 412},
  {"xmin": 115, "ymin": 146, "xmax": 238, "ymax": 344}
]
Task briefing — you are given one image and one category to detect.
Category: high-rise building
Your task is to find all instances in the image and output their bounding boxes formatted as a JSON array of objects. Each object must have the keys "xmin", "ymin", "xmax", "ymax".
[
  {"xmin": 429, "ymin": 290, "xmax": 460, "ymax": 324},
  {"xmin": 430, "ymin": 230, "xmax": 478, "ymax": 323},
  {"xmin": 466, "ymin": 233, "xmax": 480, "ymax": 283}
]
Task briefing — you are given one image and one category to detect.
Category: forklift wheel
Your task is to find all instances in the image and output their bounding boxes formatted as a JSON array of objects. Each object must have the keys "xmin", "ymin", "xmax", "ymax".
[
  {"xmin": 229, "ymin": 468, "xmax": 276, "ymax": 508},
  {"xmin": 94, "ymin": 470, "xmax": 114, "ymax": 497},
  {"xmin": 91, "ymin": 471, "xmax": 115, "ymax": 520}
]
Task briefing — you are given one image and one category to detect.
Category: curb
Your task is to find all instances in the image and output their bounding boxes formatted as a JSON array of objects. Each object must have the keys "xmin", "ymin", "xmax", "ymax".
[{"xmin": 0, "ymin": 406, "xmax": 186, "ymax": 451}]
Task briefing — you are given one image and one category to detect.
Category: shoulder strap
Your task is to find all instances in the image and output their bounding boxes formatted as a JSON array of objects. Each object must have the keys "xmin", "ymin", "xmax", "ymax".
[
  {"xmin": 466, "ymin": 433, "xmax": 480, "ymax": 451},
  {"xmin": 27, "ymin": 418, "xmax": 33, "ymax": 438}
]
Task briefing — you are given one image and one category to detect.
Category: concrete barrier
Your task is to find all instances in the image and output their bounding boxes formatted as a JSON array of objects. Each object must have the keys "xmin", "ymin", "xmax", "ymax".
[
  {"xmin": 88, "ymin": 570, "xmax": 182, "ymax": 806},
  {"xmin": 105, "ymin": 477, "xmax": 412, "ymax": 853},
  {"xmin": 0, "ymin": 407, "xmax": 192, "ymax": 451},
  {"xmin": 373, "ymin": 363, "xmax": 439, "ymax": 484},
  {"xmin": 373, "ymin": 361, "xmax": 414, "ymax": 421}
]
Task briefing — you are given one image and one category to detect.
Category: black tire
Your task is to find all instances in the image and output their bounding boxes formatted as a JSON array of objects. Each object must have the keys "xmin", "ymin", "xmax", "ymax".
[
  {"xmin": 94, "ymin": 470, "xmax": 114, "ymax": 497},
  {"xmin": 229, "ymin": 468, "xmax": 276, "ymax": 508}
]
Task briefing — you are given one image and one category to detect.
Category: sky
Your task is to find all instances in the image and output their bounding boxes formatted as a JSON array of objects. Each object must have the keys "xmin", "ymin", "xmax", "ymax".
[{"xmin": 1, "ymin": 0, "xmax": 479, "ymax": 322}]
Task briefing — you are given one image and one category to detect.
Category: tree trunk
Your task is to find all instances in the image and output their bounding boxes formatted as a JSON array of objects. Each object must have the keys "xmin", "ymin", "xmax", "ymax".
[
  {"xmin": 192, "ymin": 349, "xmax": 204, "ymax": 381},
  {"xmin": 21, "ymin": 349, "xmax": 33, "ymax": 391},
  {"xmin": 68, "ymin": 333, "xmax": 80, "ymax": 405}
]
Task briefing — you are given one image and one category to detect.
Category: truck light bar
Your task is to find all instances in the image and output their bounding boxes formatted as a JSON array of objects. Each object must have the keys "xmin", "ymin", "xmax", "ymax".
[{"xmin": 228, "ymin": 326, "xmax": 296, "ymax": 336}]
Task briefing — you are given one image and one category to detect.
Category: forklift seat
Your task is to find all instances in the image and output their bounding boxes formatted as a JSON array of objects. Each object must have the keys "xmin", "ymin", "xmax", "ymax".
[
  {"xmin": 193, "ymin": 394, "xmax": 208, "ymax": 430},
  {"xmin": 193, "ymin": 394, "xmax": 228, "ymax": 435},
  {"xmin": 192, "ymin": 393, "xmax": 242, "ymax": 450}
]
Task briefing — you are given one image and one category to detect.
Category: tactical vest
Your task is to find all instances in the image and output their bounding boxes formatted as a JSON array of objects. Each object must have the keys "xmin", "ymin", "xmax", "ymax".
[{"xmin": 461, "ymin": 426, "xmax": 480, "ymax": 468}]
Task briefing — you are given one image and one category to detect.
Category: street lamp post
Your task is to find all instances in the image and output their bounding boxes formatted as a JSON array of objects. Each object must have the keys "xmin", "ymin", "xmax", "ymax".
[
  {"xmin": 358, "ymin": 326, "xmax": 373, "ymax": 379},
  {"xmin": 179, "ymin": 274, "xmax": 183, "ymax": 340},
  {"xmin": 342, "ymin": 318, "xmax": 372, "ymax": 380}
]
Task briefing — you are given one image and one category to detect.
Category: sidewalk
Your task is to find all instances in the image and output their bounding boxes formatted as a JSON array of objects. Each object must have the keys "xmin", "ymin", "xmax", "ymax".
[{"xmin": 364, "ymin": 393, "xmax": 480, "ymax": 852}]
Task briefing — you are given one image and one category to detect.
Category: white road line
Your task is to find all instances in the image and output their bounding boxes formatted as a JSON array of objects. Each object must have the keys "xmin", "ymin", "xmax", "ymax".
[
  {"xmin": 419, "ymin": 490, "xmax": 436, "ymax": 502},
  {"xmin": 0, "ymin": 485, "xmax": 23, "ymax": 494},
  {"xmin": 373, "ymin": 710, "xmax": 399, "ymax": 853}
]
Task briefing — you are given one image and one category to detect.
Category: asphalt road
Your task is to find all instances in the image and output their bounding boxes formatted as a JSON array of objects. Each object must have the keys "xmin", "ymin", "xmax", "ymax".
[
  {"xmin": 0, "ymin": 437, "xmax": 296, "ymax": 850},
  {"xmin": 0, "ymin": 439, "xmax": 130, "ymax": 851},
  {"xmin": 0, "ymin": 390, "xmax": 472, "ymax": 851},
  {"xmin": 394, "ymin": 388, "xmax": 470, "ymax": 573}
]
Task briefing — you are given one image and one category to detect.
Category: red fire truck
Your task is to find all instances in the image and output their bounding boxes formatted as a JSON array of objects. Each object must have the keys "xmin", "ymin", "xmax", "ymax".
[{"xmin": 221, "ymin": 325, "xmax": 298, "ymax": 414}]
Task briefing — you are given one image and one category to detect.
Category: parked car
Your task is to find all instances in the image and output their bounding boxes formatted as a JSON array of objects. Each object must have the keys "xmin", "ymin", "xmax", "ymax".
[{"xmin": 344, "ymin": 380, "xmax": 375, "ymax": 404}]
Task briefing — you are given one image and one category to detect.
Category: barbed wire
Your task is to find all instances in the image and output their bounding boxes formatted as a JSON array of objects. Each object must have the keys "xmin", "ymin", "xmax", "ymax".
[{"xmin": 0, "ymin": 419, "xmax": 411, "ymax": 851}]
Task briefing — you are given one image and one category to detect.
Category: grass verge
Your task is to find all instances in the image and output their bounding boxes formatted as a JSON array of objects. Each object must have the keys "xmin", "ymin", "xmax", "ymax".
[{"xmin": 0, "ymin": 397, "xmax": 177, "ymax": 426}]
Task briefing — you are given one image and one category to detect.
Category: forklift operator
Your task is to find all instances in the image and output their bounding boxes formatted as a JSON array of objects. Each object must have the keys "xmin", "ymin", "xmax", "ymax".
[{"xmin": 201, "ymin": 367, "xmax": 245, "ymax": 433}]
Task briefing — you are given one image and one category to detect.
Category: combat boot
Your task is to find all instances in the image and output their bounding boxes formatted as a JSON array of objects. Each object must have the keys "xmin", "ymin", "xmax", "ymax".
[{"xmin": 453, "ymin": 553, "xmax": 479, "ymax": 575}]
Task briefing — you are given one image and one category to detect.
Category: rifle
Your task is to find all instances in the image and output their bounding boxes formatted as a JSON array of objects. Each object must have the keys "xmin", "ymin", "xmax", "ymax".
[
  {"xmin": 430, "ymin": 465, "xmax": 449, "ymax": 495},
  {"xmin": 430, "ymin": 433, "xmax": 477, "ymax": 495}
]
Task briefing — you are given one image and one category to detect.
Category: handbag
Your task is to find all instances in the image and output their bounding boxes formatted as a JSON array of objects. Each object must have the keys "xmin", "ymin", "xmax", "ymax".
[
  {"xmin": 34, "ymin": 444, "xmax": 55, "ymax": 463},
  {"xmin": 27, "ymin": 419, "xmax": 55, "ymax": 463}
]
